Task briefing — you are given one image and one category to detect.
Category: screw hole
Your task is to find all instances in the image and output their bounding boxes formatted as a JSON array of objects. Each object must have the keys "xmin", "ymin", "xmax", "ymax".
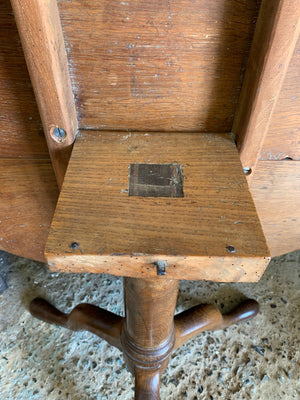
[
  {"xmin": 226, "ymin": 245, "xmax": 236, "ymax": 253},
  {"xmin": 70, "ymin": 242, "xmax": 79, "ymax": 250},
  {"xmin": 243, "ymin": 167, "xmax": 252, "ymax": 176}
]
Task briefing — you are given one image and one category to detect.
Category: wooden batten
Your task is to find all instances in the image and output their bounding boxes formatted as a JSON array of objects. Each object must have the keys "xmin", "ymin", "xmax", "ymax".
[
  {"xmin": 233, "ymin": 0, "xmax": 300, "ymax": 176},
  {"xmin": 260, "ymin": 36, "xmax": 300, "ymax": 161},
  {"xmin": 10, "ymin": 0, "xmax": 78, "ymax": 187},
  {"xmin": 0, "ymin": 0, "xmax": 50, "ymax": 160}
]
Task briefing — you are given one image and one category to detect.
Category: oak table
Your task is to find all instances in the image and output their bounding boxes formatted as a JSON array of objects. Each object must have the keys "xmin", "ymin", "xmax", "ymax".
[
  {"xmin": 32, "ymin": 130, "xmax": 269, "ymax": 398},
  {"xmin": 1, "ymin": 0, "xmax": 299, "ymax": 398}
]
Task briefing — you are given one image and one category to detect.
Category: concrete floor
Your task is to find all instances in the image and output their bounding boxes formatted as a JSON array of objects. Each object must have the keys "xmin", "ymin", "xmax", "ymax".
[{"xmin": 0, "ymin": 250, "xmax": 299, "ymax": 399}]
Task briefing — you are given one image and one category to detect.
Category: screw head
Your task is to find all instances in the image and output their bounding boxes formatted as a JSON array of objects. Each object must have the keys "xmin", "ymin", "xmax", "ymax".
[
  {"xmin": 52, "ymin": 127, "xmax": 66, "ymax": 142},
  {"xmin": 243, "ymin": 167, "xmax": 252, "ymax": 176},
  {"xmin": 70, "ymin": 242, "xmax": 79, "ymax": 250}
]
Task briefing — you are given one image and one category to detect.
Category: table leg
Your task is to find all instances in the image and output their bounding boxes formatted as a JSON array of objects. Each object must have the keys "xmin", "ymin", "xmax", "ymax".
[{"xmin": 29, "ymin": 277, "xmax": 259, "ymax": 399}]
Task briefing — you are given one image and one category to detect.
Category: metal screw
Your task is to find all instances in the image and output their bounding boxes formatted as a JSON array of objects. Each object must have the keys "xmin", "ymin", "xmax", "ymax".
[
  {"xmin": 70, "ymin": 242, "xmax": 79, "ymax": 250},
  {"xmin": 52, "ymin": 127, "xmax": 66, "ymax": 141},
  {"xmin": 226, "ymin": 245, "xmax": 236, "ymax": 253},
  {"xmin": 243, "ymin": 167, "xmax": 252, "ymax": 176},
  {"xmin": 155, "ymin": 260, "xmax": 167, "ymax": 276}
]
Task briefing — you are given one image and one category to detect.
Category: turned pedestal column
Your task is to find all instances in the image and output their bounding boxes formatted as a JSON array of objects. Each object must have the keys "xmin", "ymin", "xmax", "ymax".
[
  {"xmin": 122, "ymin": 278, "xmax": 179, "ymax": 399},
  {"xmin": 30, "ymin": 276, "xmax": 259, "ymax": 399}
]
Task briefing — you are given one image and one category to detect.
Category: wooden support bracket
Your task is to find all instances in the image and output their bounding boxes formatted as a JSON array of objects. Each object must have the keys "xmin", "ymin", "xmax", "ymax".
[
  {"xmin": 45, "ymin": 131, "xmax": 270, "ymax": 281},
  {"xmin": 233, "ymin": 0, "xmax": 300, "ymax": 177},
  {"xmin": 10, "ymin": 0, "xmax": 78, "ymax": 187}
]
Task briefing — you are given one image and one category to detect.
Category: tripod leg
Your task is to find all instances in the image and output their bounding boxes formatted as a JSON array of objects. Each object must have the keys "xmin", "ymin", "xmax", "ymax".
[
  {"xmin": 30, "ymin": 298, "xmax": 124, "ymax": 349},
  {"xmin": 174, "ymin": 299, "xmax": 259, "ymax": 349}
]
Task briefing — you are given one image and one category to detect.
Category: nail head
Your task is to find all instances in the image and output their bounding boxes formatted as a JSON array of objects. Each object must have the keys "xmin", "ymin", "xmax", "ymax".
[{"xmin": 243, "ymin": 167, "xmax": 252, "ymax": 176}]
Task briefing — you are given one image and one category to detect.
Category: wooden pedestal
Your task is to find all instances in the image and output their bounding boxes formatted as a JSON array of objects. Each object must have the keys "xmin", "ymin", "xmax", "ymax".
[
  {"xmin": 28, "ymin": 130, "xmax": 269, "ymax": 398},
  {"xmin": 30, "ymin": 277, "xmax": 259, "ymax": 400}
]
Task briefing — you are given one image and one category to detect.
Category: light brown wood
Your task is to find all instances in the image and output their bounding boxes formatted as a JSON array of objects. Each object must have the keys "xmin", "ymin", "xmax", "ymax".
[
  {"xmin": 233, "ymin": 0, "xmax": 300, "ymax": 174},
  {"xmin": 134, "ymin": 369, "xmax": 160, "ymax": 400},
  {"xmin": 46, "ymin": 131, "xmax": 270, "ymax": 281},
  {"xmin": 174, "ymin": 299, "xmax": 259, "ymax": 349},
  {"xmin": 123, "ymin": 278, "xmax": 178, "ymax": 350},
  {"xmin": 30, "ymin": 298, "xmax": 123, "ymax": 350},
  {"xmin": 0, "ymin": 0, "xmax": 49, "ymax": 159},
  {"xmin": 260, "ymin": 35, "xmax": 300, "ymax": 161},
  {"xmin": 249, "ymin": 161, "xmax": 300, "ymax": 257},
  {"xmin": 58, "ymin": 0, "xmax": 259, "ymax": 132},
  {"xmin": 0, "ymin": 160, "xmax": 58, "ymax": 262},
  {"xmin": 10, "ymin": 0, "xmax": 78, "ymax": 187},
  {"xmin": 122, "ymin": 278, "xmax": 178, "ymax": 400}
]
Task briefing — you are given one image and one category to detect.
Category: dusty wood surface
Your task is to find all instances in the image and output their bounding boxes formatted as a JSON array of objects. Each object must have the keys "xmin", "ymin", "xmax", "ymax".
[
  {"xmin": 0, "ymin": 0, "xmax": 49, "ymax": 159},
  {"xmin": 0, "ymin": 160, "xmax": 58, "ymax": 262},
  {"xmin": 46, "ymin": 131, "xmax": 270, "ymax": 281},
  {"xmin": 10, "ymin": 0, "xmax": 78, "ymax": 187},
  {"xmin": 260, "ymin": 35, "xmax": 300, "ymax": 161},
  {"xmin": 233, "ymin": 0, "xmax": 300, "ymax": 173},
  {"xmin": 58, "ymin": 0, "xmax": 259, "ymax": 132},
  {"xmin": 249, "ymin": 161, "xmax": 300, "ymax": 257}
]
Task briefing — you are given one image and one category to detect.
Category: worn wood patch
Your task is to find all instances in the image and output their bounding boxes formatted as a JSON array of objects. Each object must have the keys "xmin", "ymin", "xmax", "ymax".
[
  {"xmin": 58, "ymin": 0, "xmax": 260, "ymax": 132},
  {"xmin": 129, "ymin": 163, "xmax": 184, "ymax": 198}
]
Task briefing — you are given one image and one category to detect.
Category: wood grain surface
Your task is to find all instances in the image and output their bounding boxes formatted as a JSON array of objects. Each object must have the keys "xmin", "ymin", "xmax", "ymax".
[
  {"xmin": 0, "ymin": 160, "xmax": 58, "ymax": 262},
  {"xmin": 123, "ymin": 278, "xmax": 179, "ymax": 398},
  {"xmin": 260, "ymin": 35, "xmax": 300, "ymax": 161},
  {"xmin": 1, "ymin": 0, "xmax": 298, "ymax": 263},
  {"xmin": 46, "ymin": 131, "xmax": 270, "ymax": 281},
  {"xmin": 10, "ymin": 0, "xmax": 78, "ymax": 186},
  {"xmin": 249, "ymin": 161, "xmax": 300, "ymax": 257},
  {"xmin": 0, "ymin": 0, "xmax": 49, "ymax": 159},
  {"xmin": 233, "ymin": 0, "xmax": 300, "ymax": 173},
  {"xmin": 58, "ymin": 0, "xmax": 259, "ymax": 132}
]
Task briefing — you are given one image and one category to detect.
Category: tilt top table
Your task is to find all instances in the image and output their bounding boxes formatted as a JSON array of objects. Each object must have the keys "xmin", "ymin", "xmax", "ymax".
[
  {"xmin": 31, "ymin": 129, "xmax": 269, "ymax": 399},
  {"xmin": 1, "ymin": 0, "xmax": 300, "ymax": 398}
]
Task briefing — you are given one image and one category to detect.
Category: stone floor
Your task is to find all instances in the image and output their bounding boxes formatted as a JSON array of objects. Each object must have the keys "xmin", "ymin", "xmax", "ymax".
[{"xmin": 0, "ymin": 250, "xmax": 299, "ymax": 400}]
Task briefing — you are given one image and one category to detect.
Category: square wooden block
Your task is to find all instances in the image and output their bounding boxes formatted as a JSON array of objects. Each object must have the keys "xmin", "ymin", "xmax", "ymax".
[{"xmin": 46, "ymin": 131, "xmax": 270, "ymax": 282}]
